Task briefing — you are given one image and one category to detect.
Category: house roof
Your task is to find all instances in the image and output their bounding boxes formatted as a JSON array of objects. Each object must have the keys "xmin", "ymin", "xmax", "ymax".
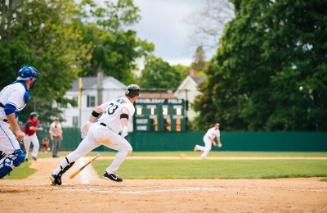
[
  {"xmin": 191, "ymin": 76, "xmax": 206, "ymax": 84},
  {"xmin": 68, "ymin": 76, "xmax": 126, "ymax": 92},
  {"xmin": 70, "ymin": 77, "xmax": 97, "ymax": 91}
]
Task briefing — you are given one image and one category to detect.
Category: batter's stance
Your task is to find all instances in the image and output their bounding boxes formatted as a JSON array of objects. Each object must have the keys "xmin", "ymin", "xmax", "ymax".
[
  {"xmin": 50, "ymin": 84, "xmax": 140, "ymax": 185},
  {"xmin": 0, "ymin": 65, "xmax": 39, "ymax": 178}
]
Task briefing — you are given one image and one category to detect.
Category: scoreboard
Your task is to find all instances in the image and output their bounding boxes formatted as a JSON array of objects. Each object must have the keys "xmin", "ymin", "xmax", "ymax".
[{"xmin": 133, "ymin": 98, "xmax": 186, "ymax": 132}]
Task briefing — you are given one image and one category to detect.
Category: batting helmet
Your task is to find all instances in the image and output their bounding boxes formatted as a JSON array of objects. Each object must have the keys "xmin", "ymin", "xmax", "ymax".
[
  {"xmin": 30, "ymin": 112, "xmax": 38, "ymax": 118},
  {"xmin": 125, "ymin": 84, "xmax": 140, "ymax": 98},
  {"xmin": 17, "ymin": 65, "xmax": 39, "ymax": 81}
]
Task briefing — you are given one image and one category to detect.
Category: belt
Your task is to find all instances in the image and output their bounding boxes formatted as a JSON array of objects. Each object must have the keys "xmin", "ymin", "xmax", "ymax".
[{"xmin": 99, "ymin": 122, "xmax": 114, "ymax": 132}]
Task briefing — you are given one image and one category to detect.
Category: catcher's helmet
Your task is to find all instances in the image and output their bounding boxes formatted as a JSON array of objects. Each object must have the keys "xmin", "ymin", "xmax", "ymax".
[
  {"xmin": 125, "ymin": 84, "xmax": 140, "ymax": 98},
  {"xmin": 17, "ymin": 65, "xmax": 39, "ymax": 81}
]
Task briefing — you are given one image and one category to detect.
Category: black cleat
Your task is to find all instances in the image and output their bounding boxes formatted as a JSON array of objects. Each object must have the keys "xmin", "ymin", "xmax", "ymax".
[
  {"xmin": 104, "ymin": 172, "xmax": 123, "ymax": 182},
  {"xmin": 50, "ymin": 174, "xmax": 62, "ymax": 186}
]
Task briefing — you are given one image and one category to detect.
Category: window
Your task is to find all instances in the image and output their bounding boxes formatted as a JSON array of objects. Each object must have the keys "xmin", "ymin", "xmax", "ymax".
[
  {"xmin": 72, "ymin": 116, "xmax": 79, "ymax": 127},
  {"xmin": 87, "ymin": 96, "xmax": 96, "ymax": 107}
]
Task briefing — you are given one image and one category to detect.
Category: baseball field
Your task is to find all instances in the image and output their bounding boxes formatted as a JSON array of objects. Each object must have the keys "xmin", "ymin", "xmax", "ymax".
[{"xmin": 1, "ymin": 151, "xmax": 327, "ymax": 213}]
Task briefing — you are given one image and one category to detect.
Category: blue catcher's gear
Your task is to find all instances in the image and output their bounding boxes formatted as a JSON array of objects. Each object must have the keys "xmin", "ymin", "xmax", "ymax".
[
  {"xmin": 17, "ymin": 65, "xmax": 39, "ymax": 89},
  {"xmin": 17, "ymin": 65, "xmax": 39, "ymax": 81},
  {"xmin": 0, "ymin": 149, "xmax": 26, "ymax": 179}
]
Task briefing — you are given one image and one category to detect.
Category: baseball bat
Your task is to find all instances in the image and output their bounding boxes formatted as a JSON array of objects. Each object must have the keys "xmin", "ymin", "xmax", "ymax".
[{"xmin": 69, "ymin": 154, "xmax": 100, "ymax": 179}]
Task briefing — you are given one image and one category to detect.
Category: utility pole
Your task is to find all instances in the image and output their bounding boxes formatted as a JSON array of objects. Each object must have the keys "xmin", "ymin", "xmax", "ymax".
[
  {"xmin": 78, "ymin": 77, "xmax": 83, "ymax": 127},
  {"xmin": 97, "ymin": 66, "xmax": 104, "ymax": 105}
]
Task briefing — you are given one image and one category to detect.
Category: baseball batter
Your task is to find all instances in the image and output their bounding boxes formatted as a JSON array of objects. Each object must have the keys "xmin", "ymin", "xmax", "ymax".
[
  {"xmin": 50, "ymin": 84, "xmax": 140, "ymax": 185},
  {"xmin": 23, "ymin": 112, "xmax": 43, "ymax": 161},
  {"xmin": 0, "ymin": 65, "xmax": 39, "ymax": 178},
  {"xmin": 193, "ymin": 123, "xmax": 222, "ymax": 159}
]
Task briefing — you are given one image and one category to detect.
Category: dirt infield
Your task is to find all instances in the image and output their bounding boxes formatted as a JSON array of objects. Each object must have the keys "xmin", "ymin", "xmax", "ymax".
[{"xmin": 1, "ymin": 158, "xmax": 327, "ymax": 213}]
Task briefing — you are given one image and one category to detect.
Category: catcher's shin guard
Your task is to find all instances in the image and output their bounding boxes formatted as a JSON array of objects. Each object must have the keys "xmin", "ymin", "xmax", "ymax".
[{"xmin": 0, "ymin": 149, "xmax": 26, "ymax": 179}]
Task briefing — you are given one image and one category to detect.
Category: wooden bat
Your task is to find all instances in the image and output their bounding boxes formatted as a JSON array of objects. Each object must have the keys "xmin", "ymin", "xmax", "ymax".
[{"xmin": 69, "ymin": 154, "xmax": 100, "ymax": 179}]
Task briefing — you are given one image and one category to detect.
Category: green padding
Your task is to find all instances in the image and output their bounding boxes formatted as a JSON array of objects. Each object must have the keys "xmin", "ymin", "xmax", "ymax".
[
  {"xmin": 56, "ymin": 129, "xmax": 327, "ymax": 151},
  {"xmin": 128, "ymin": 132, "xmax": 327, "ymax": 151}
]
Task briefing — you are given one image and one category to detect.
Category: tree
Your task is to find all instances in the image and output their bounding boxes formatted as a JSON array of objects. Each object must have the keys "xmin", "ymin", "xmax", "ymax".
[
  {"xmin": 188, "ymin": 0, "xmax": 234, "ymax": 52},
  {"xmin": 0, "ymin": 0, "xmax": 90, "ymax": 121},
  {"xmin": 139, "ymin": 55, "xmax": 183, "ymax": 90},
  {"xmin": 0, "ymin": 0, "xmax": 153, "ymax": 121},
  {"xmin": 194, "ymin": 0, "xmax": 327, "ymax": 131},
  {"xmin": 79, "ymin": 0, "xmax": 154, "ymax": 84},
  {"xmin": 173, "ymin": 64, "xmax": 190, "ymax": 79},
  {"xmin": 191, "ymin": 45, "xmax": 207, "ymax": 71}
]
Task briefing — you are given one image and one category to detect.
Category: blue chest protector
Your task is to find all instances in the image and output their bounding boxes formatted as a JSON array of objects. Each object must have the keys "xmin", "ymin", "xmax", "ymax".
[{"xmin": 16, "ymin": 81, "xmax": 30, "ymax": 105}]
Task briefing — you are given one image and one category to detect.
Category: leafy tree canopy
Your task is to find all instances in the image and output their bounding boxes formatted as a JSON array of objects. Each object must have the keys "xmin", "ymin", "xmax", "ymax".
[
  {"xmin": 79, "ymin": 0, "xmax": 154, "ymax": 84},
  {"xmin": 0, "ymin": 0, "xmax": 154, "ymax": 121},
  {"xmin": 194, "ymin": 0, "xmax": 327, "ymax": 131},
  {"xmin": 139, "ymin": 55, "xmax": 183, "ymax": 90}
]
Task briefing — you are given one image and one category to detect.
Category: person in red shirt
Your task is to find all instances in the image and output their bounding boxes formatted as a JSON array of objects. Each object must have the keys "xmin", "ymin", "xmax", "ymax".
[{"xmin": 23, "ymin": 112, "xmax": 43, "ymax": 161}]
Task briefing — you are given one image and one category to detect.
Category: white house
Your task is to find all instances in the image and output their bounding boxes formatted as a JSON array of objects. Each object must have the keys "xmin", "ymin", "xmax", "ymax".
[
  {"xmin": 174, "ymin": 72, "xmax": 206, "ymax": 120},
  {"xmin": 60, "ymin": 74, "xmax": 127, "ymax": 127}
]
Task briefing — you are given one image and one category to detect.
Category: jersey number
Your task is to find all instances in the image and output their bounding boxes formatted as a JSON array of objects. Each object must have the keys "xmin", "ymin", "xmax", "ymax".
[{"xmin": 107, "ymin": 103, "xmax": 118, "ymax": 115}]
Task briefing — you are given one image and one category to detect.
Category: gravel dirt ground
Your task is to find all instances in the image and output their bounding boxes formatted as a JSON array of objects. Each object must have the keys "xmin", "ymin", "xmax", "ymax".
[{"xmin": 0, "ymin": 157, "xmax": 326, "ymax": 213}]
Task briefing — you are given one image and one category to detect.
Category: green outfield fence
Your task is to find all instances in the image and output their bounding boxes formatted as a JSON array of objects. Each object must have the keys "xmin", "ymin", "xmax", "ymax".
[{"xmin": 38, "ymin": 128, "xmax": 327, "ymax": 152}]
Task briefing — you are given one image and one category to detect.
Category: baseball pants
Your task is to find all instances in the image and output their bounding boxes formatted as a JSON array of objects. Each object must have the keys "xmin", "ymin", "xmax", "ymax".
[
  {"xmin": 194, "ymin": 136, "xmax": 212, "ymax": 159},
  {"xmin": 53, "ymin": 123, "xmax": 132, "ymax": 175},
  {"xmin": 24, "ymin": 133, "xmax": 40, "ymax": 159},
  {"xmin": 0, "ymin": 120, "xmax": 21, "ymax": 154},
  {"xmin": 51, "ymin": 136, "xmax": 61, "ymax": 157}
]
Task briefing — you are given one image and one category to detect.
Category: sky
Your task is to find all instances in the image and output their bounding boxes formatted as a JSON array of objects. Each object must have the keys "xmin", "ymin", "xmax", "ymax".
[{"xmin": 132, "ymin": 0, "xmax": 205, "ymax": 66}]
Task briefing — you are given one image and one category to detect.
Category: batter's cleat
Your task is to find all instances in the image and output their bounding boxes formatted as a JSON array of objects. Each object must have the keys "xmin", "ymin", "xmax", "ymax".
[
  {"xmin": 50, "ymin": 174, "xmax": 62, "ymax": 186},
  {"xmin": 32, "ymin": 156, "xmax": 37, "ymax": 161},
  {"xmin": 104, "ymin": 172, "xmax": 123, "ymax": 182}
]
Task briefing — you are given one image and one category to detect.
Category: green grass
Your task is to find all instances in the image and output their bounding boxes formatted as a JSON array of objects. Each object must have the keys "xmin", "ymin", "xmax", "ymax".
[
  {"xmin": 93, "ymin": 159, "xmax": 327, "ymax": 179},
  {"xmin": 3, "ymin": 162, "xmax": 36, "ymax": 180},
  {"xmin": 128, "ymin": 151, "xmax": 327, "ymax": 157},
  {"xmin": 320, "ymin": 177, "xmax": 327, "ymax": 181}
]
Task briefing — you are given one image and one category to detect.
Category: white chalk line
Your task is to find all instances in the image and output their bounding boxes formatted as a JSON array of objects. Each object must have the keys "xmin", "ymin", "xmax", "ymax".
[{"xmin": 60, "ymin": 187, "xmax": 223, "ymax": 195}]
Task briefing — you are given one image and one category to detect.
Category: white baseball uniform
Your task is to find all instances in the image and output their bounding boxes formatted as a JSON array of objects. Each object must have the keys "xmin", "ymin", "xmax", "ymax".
[
  {"xmin": 23, "ymin": 133, "xmax": 40, "ymax": 159},
  {"xmin": 52, "ymin": 96, "xmax": 135, "ymax": 176},
  {"xmin": 0, "ymin": 82, "xmax": 27, "ymax": 154},
  {"xmin": 194, "ymin": 127, "xmax": 220, "ymax": 159}
]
